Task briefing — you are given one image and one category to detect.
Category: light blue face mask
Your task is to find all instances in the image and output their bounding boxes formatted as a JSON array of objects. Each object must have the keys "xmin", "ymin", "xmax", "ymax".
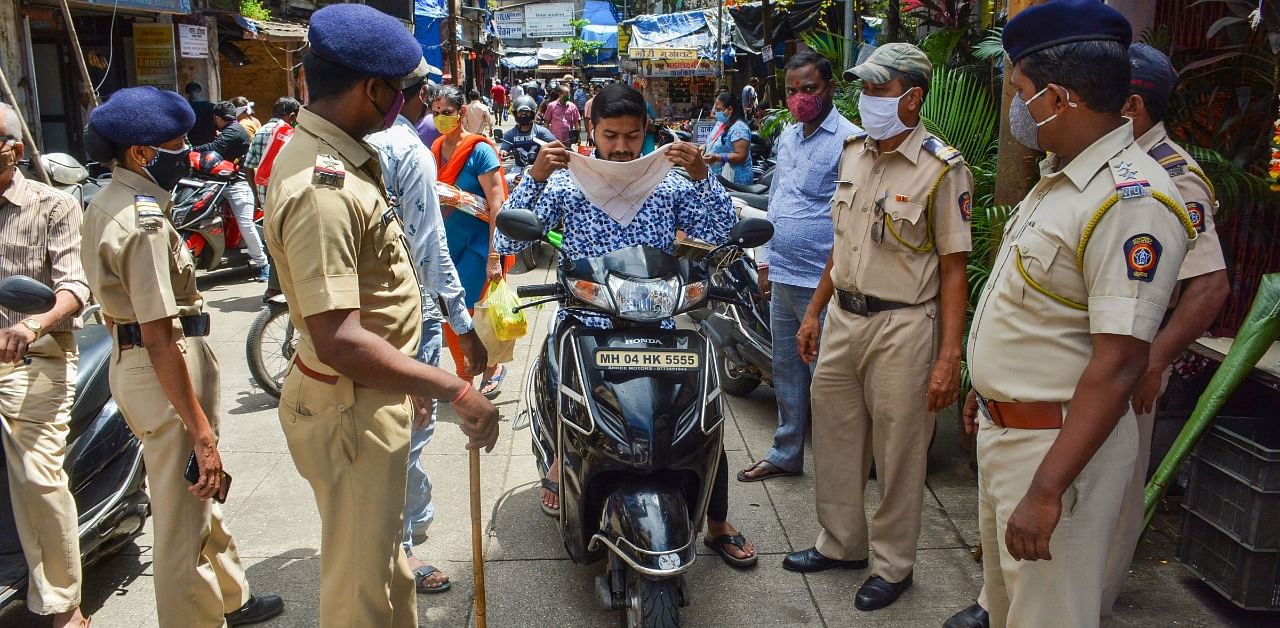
[{"xmin": 714, "ymin": 110, "xmax": 729, "ymax": 124}]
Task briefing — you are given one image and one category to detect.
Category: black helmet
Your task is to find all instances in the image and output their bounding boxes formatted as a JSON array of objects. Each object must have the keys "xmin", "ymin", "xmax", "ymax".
[{"xmin": 513, "ymin": 96, "xmax": 537, "ymax": 114}]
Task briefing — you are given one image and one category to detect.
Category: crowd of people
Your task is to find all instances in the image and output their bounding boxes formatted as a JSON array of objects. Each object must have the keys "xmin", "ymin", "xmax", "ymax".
[{"xmin": 0, "ymin": 1, "xmax": 1232, "ymax": 627}]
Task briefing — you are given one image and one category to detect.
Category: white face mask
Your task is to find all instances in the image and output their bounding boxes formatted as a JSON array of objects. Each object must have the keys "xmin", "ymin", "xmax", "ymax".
[
  {"xmin": 565, "ymin": 145, "xmax": 674, "ymax": 227},
  {"xmin": 858, "ymin": 90, "xmax": 917, "ymax": 140}
]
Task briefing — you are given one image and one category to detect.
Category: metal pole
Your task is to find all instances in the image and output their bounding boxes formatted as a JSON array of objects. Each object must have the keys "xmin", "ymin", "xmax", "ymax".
[
  {"xmin": 717, "ymin": 0, "xmax": 725, "ymax": 92},
  {"xmin": 59, "ymin": 0, "xmax": 99, "ymax": 107},
  {"xmin": 448, "ymin": 0, "xmax": 460, "ymax": 85},
  {"xmin": 0, "ymin": 65, "xmax": 52, "ymax": 185},
  {"xmin": 761, "ymin": 0, "xmax": 774, "ymax": 103},
  {"xmin": 843, "ymin": 0, "xmax": 855, "ymax": 71}
]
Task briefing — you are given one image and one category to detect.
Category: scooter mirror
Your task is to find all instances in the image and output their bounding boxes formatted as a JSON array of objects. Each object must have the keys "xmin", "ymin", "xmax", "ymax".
[
  {"xmin": 728, "ymin": 217, "xmax": 774, "ymax": 249},
  {"xmin": 495, "ymin": 209, "xmax": 547, "ymax": 242},
  {"xmin": 0, "ymin": 275, "xmax": 56, "ymax": 314},
  {"xmin": 492, "ymin": 128, "xmax": 505, "ymax": 142}
]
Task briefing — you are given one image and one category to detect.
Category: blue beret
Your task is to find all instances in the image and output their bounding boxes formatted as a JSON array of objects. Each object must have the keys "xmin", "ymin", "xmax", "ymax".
[
  {"xmin": 308, "ymin": 3, "xmax": 421, "ymax": 79},
  {"xmin": 88, "ymin": 87, "xmax": 195, "ymax": 147},
  {"xmin": 1129, "ymin": 44, "xmax": 1178, "ymax": 103},
  {"xmin": 1004, "ymin": 0, "xmax": 1132, "ymax": 64}
]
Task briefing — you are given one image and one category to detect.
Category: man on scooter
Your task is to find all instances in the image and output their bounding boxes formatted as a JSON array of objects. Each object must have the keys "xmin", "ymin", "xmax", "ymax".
[
  {"xmin": 493, "ymin": 83, "xmax": 758, "ymax": 569},
  {"xmin": 0, "ymin": 103, "xmax": 91, "ymax": 628},
  {"xmin": 194, "ymin": 102, "xmax": 271, "ymax": 282},
  {"xmin": 504, "ymin": 96, "xmax": 555, "ymax": 168}
]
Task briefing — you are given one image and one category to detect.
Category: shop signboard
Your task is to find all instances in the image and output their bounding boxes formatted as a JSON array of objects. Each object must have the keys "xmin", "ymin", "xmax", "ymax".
[
  {"xmin": 693, "ymin": 120, "xmax": 717, "ymax": 144},
  {"xmin": 178, "ymin": 24, "xmax": 208, "ymax": 59},
  {"xmin": 640, "ymin": 59, "xmax": 716, "ymax": 78},
  {"xmin": 628, "ymin": 47, "xmax": 698, "ymax": 61},
  {"xmin": 80, "ymin": 0, "xmax": 192, "ymax": 13},
  {"xmin": 524, "ymin": 3, "xmax": 574, "ymax": 38},
  {"xmin": 133, "ymin": 23, "xmax": 178, "ymax": 91},
  {"xmin": 495, "ymin": 8, "xmax": 524, "ymax": 38}
]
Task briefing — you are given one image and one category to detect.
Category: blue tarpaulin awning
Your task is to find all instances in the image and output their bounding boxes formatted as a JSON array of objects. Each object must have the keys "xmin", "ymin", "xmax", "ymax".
[
  {"xmin": 501, "ymin": 55, "xmax": 538, "ymax": 69},
  {"xmin": 582, "ymin": 25, "xmax": 618, "ymax": 49}
]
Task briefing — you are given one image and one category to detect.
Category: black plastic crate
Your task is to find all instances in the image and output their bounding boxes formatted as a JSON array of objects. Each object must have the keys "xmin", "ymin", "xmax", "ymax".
[
  {"xmin": 1194, "ymin": 417, "xmax": 1280, "ymax": 492},
  {"xmin": 1178, "ymin": 508, "xmax": 1280, "ymax": 610},
  {"xmin": 1185, "ymin": 453, "xmax": 1280, "ymax": 549}
]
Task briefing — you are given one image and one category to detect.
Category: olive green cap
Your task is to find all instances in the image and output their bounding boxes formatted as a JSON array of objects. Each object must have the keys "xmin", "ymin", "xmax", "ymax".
[{"xmin": 844, "ymin": 42, "xmax": 932, "ymax": 84}]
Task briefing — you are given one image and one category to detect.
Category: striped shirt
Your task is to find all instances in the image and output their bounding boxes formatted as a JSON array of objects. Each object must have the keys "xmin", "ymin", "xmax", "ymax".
[{"xmin": 0, "ymin": 169, "xmax": 90, "ymax": 330}]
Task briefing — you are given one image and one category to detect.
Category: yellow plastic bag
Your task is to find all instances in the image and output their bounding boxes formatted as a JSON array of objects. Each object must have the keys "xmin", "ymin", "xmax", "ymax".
[
  {"xmin": 483, "ymin": 279, "xmax": 528, "ymax": 342},
  {"xmin": 473, "ymin": 301, "xmax": 516, "ymax": 364}
]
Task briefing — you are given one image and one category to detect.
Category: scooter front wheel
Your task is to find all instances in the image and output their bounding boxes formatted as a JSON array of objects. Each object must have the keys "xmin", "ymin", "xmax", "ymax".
[
  {"xmin": 246, "ymin": 303, "xmax": 295, "ymax": 398},
  {"xmin": 624, "ymin": 574, "xmax": 681, "ymax": 628}
]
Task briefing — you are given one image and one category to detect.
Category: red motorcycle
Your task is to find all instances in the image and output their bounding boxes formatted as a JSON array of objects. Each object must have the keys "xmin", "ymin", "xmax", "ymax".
[{"xmin": 168, "ymin": 151, "xmax": 263, "ymax": 271}]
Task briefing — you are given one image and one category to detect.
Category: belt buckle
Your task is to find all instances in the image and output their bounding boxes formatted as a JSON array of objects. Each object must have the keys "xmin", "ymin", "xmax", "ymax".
[{"xmin": 841, "ymin": 290, "xmax": 869, "ymax": 316}]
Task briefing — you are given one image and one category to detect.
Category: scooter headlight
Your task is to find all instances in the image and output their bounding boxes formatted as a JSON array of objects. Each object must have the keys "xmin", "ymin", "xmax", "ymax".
[
  {"xmin": 607, "ymin": 276, "xmax": 680, "ymax": 322},
  {"xmin": 569, "ymin": 279, "xmax": 613, "ymax": 310}
]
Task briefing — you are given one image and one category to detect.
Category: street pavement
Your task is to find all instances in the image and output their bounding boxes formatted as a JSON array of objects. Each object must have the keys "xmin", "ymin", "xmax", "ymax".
[{"xmin": 3, "ymin": 260, "xmax": 1275, "ymax": 627}]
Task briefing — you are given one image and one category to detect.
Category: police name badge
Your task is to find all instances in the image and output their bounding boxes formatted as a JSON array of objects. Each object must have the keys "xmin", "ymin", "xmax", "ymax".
[
  {"xmin": 313, "ymin": 154, "xmax": 346, "ymax": 188},
  {"xmin": 134, "ymin": 195, "xmax": 166, "ymax": 231}
]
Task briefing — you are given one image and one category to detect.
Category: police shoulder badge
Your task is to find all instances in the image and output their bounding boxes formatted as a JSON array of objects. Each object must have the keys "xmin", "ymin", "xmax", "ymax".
[
  {"xmin": 922, "ymin": 136, "xmax": 964, "ymax": 166},
  {"xmin": 134, "ymin": 195, "xmax": 165, "ymax": 231},
  {"xmin": 1124, "ymin": 233, "xmax": 1162, "ymax": 282},
  {"xmin": 1148, "ymin": 142, "xmax": 1187, "ymax": 178},
  {"xmin": 312, "ymin": 154, "xmax": 346, "ymax": 188},
  {"xmin": 1185, "ymin": 202, "xmax": 1207, "ymax": 233},
  {"xmin": 958, "ymin": 191, "xmax": 972, "ymax": 222},
  {"xmin": 845, "ymin": 130, "xmax": 869, "ymax": 146}
]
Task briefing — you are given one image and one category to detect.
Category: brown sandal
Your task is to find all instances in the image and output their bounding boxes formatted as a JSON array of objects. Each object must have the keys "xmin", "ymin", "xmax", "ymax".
[{"xmin": 736, "ymin": 460, "xmax": 802, "ymax": 482}]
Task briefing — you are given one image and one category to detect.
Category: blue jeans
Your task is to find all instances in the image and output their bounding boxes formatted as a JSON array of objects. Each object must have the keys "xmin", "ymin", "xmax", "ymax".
[
  {"xmin": 764, "ymin": 283, "xmax": 822, "ymax": 472},
  {"xmin": 403, "ymin": 320, "xmax": 442, "ymax": 554}
]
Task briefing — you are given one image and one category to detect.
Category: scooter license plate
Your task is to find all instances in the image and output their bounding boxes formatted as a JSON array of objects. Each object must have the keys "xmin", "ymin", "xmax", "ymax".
[{"xmin": 594, "ymin": 349, "xmax": 701, "ymax": 372}]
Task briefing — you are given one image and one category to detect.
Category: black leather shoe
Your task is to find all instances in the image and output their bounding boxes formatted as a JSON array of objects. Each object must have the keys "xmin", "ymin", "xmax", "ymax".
[
  {"xmin": 226, "ymin": 595, "xmax": 285, "ymax": 626},
  {"xmin": 943, "ymin": 603, "xmax": 990, "ymax": 628},
  {"xmin": 782, "ymin": 547, "xmax": 868, "ymax": 573},
  {"xmin": 854, "ymin": 573, "xmax": 913, "ymax": 611}
]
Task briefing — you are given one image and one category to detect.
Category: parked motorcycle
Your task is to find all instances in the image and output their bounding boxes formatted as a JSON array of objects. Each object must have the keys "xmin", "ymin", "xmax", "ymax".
[
  {"xmin": 0, "ymin": 276, "xmax": 149, "ymax": 609},
  {"xmin": 499, "ymin": 209, "xmax": 773, "ymax": 627},
  {"xmin": 245, "ymin": 294, "xmax": 295, "ymax": 399},
  {"xmin": 169, "ymin": 150, "xmax": 263, "ymax": 272},
  {"xmin": 20, "ymin": 153, "xmax": 108, "ymax": 209}
]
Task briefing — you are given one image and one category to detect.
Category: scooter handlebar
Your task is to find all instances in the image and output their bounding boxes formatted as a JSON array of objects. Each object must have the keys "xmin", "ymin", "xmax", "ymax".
[{"xmin": 517, "ymin": 283, "xmax": 560, "ymax": 299}]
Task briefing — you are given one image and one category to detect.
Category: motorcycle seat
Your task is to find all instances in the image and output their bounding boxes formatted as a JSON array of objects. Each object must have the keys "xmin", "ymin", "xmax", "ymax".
[
  {"xmin": 731, "ymin": 192, "xmax": 769, "ymax": 211},
  {"xmin": 69, "ymin": 325, "xmax": 113, "ymax": 431},
  {"xmin": 717, "ymin": 176, "xmax": 769, "ymax": 196}
]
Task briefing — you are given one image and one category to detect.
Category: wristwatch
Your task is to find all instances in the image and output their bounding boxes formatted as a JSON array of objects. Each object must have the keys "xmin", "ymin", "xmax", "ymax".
[{"xmin": 21, "ymin": 318, "xmax": 42, "ymax": 338}]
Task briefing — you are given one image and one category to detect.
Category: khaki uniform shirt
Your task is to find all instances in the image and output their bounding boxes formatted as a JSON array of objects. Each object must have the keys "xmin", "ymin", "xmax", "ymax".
[
  {"xmin": 264, "ymin": 108, "xmax": 421, "ymax": 378},
  {"xmin": 830, "ymin": 124, "xmax": 974, "ymax": 304},
  {"xmin": 81, "ymin": 168, "xmax": 202, "ymax": 325},
  {"xmin": 1137, "ymin": 122, "xmax": 1226, "ymax": 282},
  {"xmin": 0, "ymin": 169, "xmax": 90, "ymax": 330},
  {"xmin": 967, "ymin": 121, "xmax": 1192, "ymax": 403}
]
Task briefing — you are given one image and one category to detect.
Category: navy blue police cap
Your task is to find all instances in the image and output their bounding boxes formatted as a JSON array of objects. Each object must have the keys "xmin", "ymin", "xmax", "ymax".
[
  {"xmin": 308, "ymin": 3, "xmax": 422, "ymax": 79},
  {"xmin": 1128, "ymin": 44, "xmax": 1178, "ymax": 105},
  {"xmin": 1003, "ymin": 0, "xmax": 1133, "ymax": 64},
  {"xmin": 88, "ymin": 86, "xmax": 195, "ymax": 147}
]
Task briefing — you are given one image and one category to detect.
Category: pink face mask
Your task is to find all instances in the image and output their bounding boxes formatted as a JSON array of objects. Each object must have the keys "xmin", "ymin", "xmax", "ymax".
[{"xmin": 787, "ymin": 92, "xmax": 824, "ymax": 123}]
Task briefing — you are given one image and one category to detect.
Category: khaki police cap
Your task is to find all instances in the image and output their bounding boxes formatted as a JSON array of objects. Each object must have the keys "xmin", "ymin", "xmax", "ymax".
[{"xmin": 844, "ymin": 42, "xmax": 932, "ymax": 84}]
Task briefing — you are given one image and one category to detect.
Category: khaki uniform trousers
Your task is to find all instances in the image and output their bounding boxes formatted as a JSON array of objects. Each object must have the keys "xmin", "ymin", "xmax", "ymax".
[
  {"xmin": 811, "ymin": 301, "xmax": 936, "ymax": 583},
  {"xmin": 110, "ymin": 335, "xmax": 251, "ymax": 628},
  {"xmin": 977, "ymin": 407, "xmax": 1137, "ymax": 628},
  {"xmin": 278, "ymin": 366, "xmax": 416, "ymax": 628},
  {"xmin": 0, "ymin": 332, "xmax": 82, "ymax": 614},
  {"xmin": 1101, "ymin": 367, "xmax": 1171, "ymax": 618}
]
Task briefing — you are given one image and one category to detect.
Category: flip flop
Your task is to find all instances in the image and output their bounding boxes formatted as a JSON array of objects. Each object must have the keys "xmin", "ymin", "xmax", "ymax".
[
  {"xmin": 414, "ymin": 565, "xmax": 451, "ymax": 594},
  {"xmin": 736, "ymin": 460, "xmax": 802, "ymax": 483},
  {"xmin": 539, "ymin": 477, "xmax": 560, "ymax": 517},
  {"xmin": 703, "ymin": 533, "xmax": 758, "ymax": 569},
  {"xmin": 480, "ymin": 364, "xmax": 508, "ymax": 399}
]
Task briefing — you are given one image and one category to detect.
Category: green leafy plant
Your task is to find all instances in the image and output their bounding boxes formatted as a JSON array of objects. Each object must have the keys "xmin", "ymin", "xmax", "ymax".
[
  {"xmin": 558, "ymin": 18, "xmax": 605, "ymax": 66},
  {"xmin": 239, "ymin": 0, "xmax": 270, "ymax": 21}
]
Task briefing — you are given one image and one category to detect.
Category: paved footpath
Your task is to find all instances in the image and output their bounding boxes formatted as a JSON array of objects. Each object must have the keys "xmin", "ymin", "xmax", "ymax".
[{"xmin": 2, "ymin": 261, "xmax": 1271, "ymax": 627}]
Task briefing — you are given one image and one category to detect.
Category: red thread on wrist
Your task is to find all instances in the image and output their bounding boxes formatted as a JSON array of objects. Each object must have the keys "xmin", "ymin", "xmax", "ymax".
[{"xmin": 449, "ymin": 385, "xmax": 470, "ymax": 404}]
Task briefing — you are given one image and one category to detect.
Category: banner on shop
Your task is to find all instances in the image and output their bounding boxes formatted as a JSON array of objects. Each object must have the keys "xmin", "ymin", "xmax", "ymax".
[
  {"xmin": 524, "ymin": 2, "xmax": 574, "ymax": 37},
  {"xmin": 628, "ymin": 47, "xmax": 698, "ymax": 61},
  {"xmin": 133, "ymin": 23, "xmax": 177, "ymax": 90},
  {"xmin": 497, "ymin": 23, "xmax": 524, "ymax": 38},
  {"xmin": 178, "ymin": 24, "xmax": 208, "ymax": 59},
  {"xmin": 638, "ymin": 59, "xmax": 716, "ymax": 78}
]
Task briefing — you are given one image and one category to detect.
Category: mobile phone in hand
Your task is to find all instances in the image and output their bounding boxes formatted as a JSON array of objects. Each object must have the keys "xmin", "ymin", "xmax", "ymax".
[{"xmin": 184, "ymin": 452, "xmax": 231, "ymax": 503}]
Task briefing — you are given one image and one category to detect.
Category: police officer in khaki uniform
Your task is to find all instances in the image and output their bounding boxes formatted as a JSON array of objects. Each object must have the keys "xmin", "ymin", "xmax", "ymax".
[
  {"xmin": 264, "ymin": 6, "xmax": 499, "ymax": 627},
  {"xmin": 962, "ymin": 3, "xmax": 1195, "ymax": 627},
  {"xmin": 784, "ymin": 43, "xmax": 973, "ymax": 612},
  {"xmin": 80, "ymin": 87, "xmax": 283, "ymax": 627},
  {"xmin": 1101, "ymin": 43, "xmax": 1230, "ymax": 616},
  {"xmin": 0, "ymin": 103, "xmax": 90, "ymax": 628}
]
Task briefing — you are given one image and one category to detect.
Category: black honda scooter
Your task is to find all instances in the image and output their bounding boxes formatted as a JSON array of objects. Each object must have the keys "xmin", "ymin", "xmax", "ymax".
[
  {"xmin": 0, "ymin": 276, "xmax": 149, "ymax": 610},
  {"xmin": 499, "ymin": 211, "xmax": 772, "ymax": 628}
]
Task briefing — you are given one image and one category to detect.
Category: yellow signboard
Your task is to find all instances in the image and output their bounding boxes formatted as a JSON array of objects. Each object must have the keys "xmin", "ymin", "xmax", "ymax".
[
  {"xmin": 627, "ymin": 47, "xmax": 699, "ymax": 61},
  {"xmin": 133, "ymin": 23, "xmax": 177, "ymax": 91}
]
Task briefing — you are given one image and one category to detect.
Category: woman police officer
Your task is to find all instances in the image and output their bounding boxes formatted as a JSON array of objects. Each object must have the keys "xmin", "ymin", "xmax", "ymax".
[{"xmin": 80, "ymin": 87, "xmax": 282, "ymax": 627}]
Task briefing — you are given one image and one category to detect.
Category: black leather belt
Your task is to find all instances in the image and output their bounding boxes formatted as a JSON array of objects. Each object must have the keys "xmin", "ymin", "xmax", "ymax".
[
  {"xmin": 117, "ymin": 313, "xmax": 211, "ymax": 350},
  {"xmin": 835, "ymin": 289, "xmax": 914, "ymax": 317}
]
